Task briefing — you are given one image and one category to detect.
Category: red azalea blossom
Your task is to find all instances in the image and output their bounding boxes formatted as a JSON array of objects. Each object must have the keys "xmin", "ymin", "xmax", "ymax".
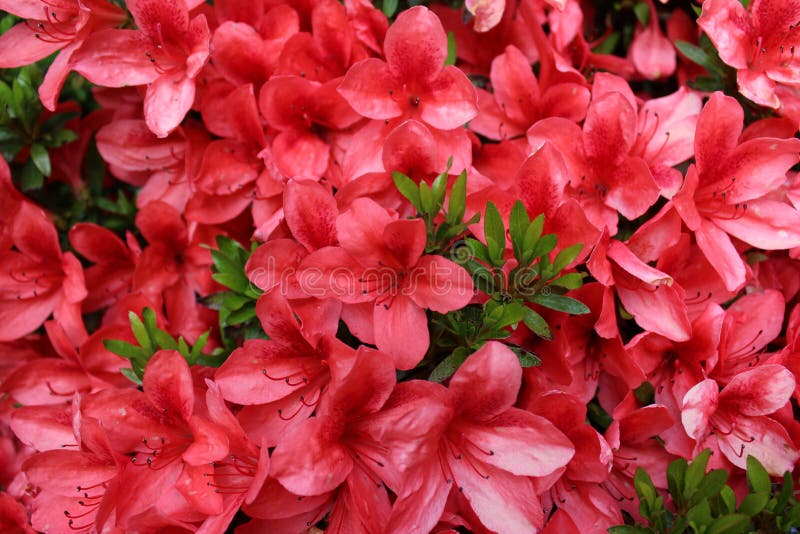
[{"xmin": 3, "ymin": 1, "xmax": 800, "ymax": 531}]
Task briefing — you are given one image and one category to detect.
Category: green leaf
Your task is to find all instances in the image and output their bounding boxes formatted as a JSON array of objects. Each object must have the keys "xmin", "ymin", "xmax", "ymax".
[
  {"xmin": 633, "ymin": 381, "xmax": 655, "ymax": 405},
  {"xmin": 419, "ymin": 181, "xmax": 434, "ymax": 214},
  {"xmin": 103, "ymin": 339, "xmax": 145, "ymax": 361},
  {"xmin": 41, "ymin": 111, "xmax": 77, "ymax": 133},
  {"xmin": 177, "ymin": 337, "xmax": 191, "ymax": 358},
  {"xmin": 551, "ymin": 244, "xmax": 583, "ymax": 275},
  {"xmin": 746, "ymin": 455, "xmax": 771, "ymax": 494},
  {"xmin": 190, "ymin": 330, "xmax": 211, "ymax": 363},
  {"xmin": 29, "ymin": 143, "xmax": 51, "ymax": 177},
  {"xmin": 691, "ymin": 469, "xmax": 729, "ymax": 504},
  {"xmin": 212, "ymin": 272, "xmax": 249, "ymax": 294},
  {"xmin": 429, "ymin": 348, "xmax": 469, "ymax": 382},
  {"xmin": 675, "ymin": 40, "xmax": 713, "ymax": 70},
  {"xmin": 523, "ymin": 308, "xmax": 552, "ymax": 340},
  {"xmin": 120, "ymin": 367, "xmax": 143, "ymax": 385},
  {"xmin": 469, "ymin": 262, "xmax": 495, "ymax": 295},
  {"xmin": 550, "ymin": 272, "xmax": 584, "ymax": 289},
  {"xmin": 508, "ymin": 200, "xmax": 529, "ymax": 260},
  {"xmin": 464, "ymin": 238, "xmax": 491, "ymax": 264},
  {"xmin": 690, "ymin": 75, "xmax": 723, "ymax": 92},
  {"xmin": 531, "ymin": 293, "xmax": 589, "ymax": 314},
  {"xmin": 128, "ymin": 312, "xmax": 154, "ymax": 354},
  {"xmin": 633, "ymin": 1, "xmax": 650, "ymax": 26},
  {"xmin": 431, "ymin": 172, "xmax": 447, "ymax": 214},
  {"xmin": 19, "ymin": 160, "xmax": 43, "ymax": 191},
  {"xmin": 686, "ymin": 499, "xmax": 712, "ymax": 526},
  {"xmin": 142, "ymin": 307, "xmax": 158, "ymax": 334},
  {"xmin": 529, "ymin": 233, "xmax": 557, "ymax": 261},
  {"xmin": 592, "ymin": 31, "xmax": 620, "ymax": 55},
  {"xmin": 484, "ymin": 300, "xmax": 527, "ymax": 330},
  {"xmin": 667, "ymin": 457, "xmax": 688, "ymax": 504},
  {"xmin": 685, "ymin": 449, "xmax": 712, "ymax": 492},
  {"xmin": 521, "ymin": 214, "xmax": 544, "ymax": 263},
  {"xmin": 382, "ymin": 0, "xmax": 398, "ymax": 17},
  {"xmin": 0, "ymin": 127, "xmax": 17, "ymax": 142},
  {"xmin": 483, "ymin": 201, "xmax": 505, "ymax": 265},
  {"xmin": 445, "ymin": 31, "xmax": 457, "ymax": 66},
  {"xmin": 634, "ymin": 467, "xmax": 657, "ymax": 505},
  {"xmin": 227, "ymin": 304, "xmax": 257, "ymax": 325},
  {"xmin": 196, "ymin": 352, "xmax": 225, "ymax": 367},
  {"xmin": 48, "ymin": 128, "xmax": 78, "ymax": 147},
  {"xmin": 706, "ymin": 514, "xmax": 750, "ymax": 534},
  {"xmin": 510, "ymin": 346, "xmax": 540, "ymax": 367},
  {"xmin": 152, "ymin": 328, "xmax": 178, "ymax": 351},
  {"xmin": 210, "ymin": 248, "xmax": 242, "ymax": 275},
  {"xmin": 607, "ymin": 527, "xmax": 648, "ymax": 534},
  {"xmin": 392, "ymin": 171, "xmax": 422, "ymax": 212},
  {"xmin": 738, "ymin": 492, "xmax": 769, "ymax": 516},
  {"xmin": 775, "ymin": 471, "xmax": 794, "ymax": 512},
  {"xmin": 446, "ymin": 170, "xmax": 467, "ymax": 225},
  {"xmin": 720, "ymin": 485, "xmax": 737, "ymax": 513}
]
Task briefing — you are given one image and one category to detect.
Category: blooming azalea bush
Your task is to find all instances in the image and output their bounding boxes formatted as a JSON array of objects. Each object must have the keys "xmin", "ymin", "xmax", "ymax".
[{"xmin": 2, "ymin": 0, "xmax": 800, "ymax": 532}]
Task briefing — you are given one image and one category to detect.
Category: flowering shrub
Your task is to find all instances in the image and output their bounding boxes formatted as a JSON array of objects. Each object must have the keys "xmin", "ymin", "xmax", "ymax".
[{"xmin": 1, "ymin": 0, "xmax": 800, "ymax": 532}]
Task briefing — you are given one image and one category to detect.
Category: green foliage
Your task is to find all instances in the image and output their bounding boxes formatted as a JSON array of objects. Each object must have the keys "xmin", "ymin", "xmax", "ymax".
[
  {"xmin": 0, "ymin": 51, "xmax": 133, "ymax": 236},
  {"xmin": 445, "ymin": 31, "xmax": 457, "ymax": 66},
  {"xmin": 0, "ymin": 65, "xmax": 78, "ymax": 190},
  {"xmin": 205, "ymin": 236, "xmax": 265, "ymax": 352},
  {"xmin": 610, "ymin": 452, "xmax": 800, "ymax": 534},
  {"xmin": 412, "ymin": 198, "xmax": 587, "ymax": 381},
  {"xmin": 104, "ymin": 308, "xmax": 214, "ymax": 384},
  {"xmin": 381, "ymin": 0, "xmax": 398, "ymax": 17},
  {"xmin": 393, "ymin": 164, "xmax": 480, "ymax": 254}
]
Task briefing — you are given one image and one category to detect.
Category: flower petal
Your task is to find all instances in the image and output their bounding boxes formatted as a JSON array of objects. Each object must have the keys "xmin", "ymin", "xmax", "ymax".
[
  {"xmin": 449, "ymin": 341, "xmax": 521, "ymax": 421},
  {"xmin": 373, "ymin": 294, "xmax": 429, "ymax": 370},
  {"xmin": 384, "ymin": 6, "xmax": 447, "ymax": 84}
]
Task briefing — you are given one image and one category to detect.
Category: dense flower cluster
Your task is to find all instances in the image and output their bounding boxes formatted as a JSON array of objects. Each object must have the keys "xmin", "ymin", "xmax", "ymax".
[{"xmin": 1, "ymin": 0, "xmax": 800, "ymax": 532}]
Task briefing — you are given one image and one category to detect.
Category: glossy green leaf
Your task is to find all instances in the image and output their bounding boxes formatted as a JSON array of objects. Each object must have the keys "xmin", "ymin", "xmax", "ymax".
[
  {"xmin": 19, "ymin": 160, "xmax": 43, "ymax": 191},
  {"xmin": 691, "ymin": 469, "xmax": 728, "ymax": 504},
  {"xmin": 685, "ymin": 449, "xmax": 711, "ymax": 491},
  {"xmin": 523, "ymin": 308, "xmax": 552, "ymax": 340},
  {"xmin": 633, "ymin": 1, "xmax": 650, "ymax": 26},
  {"xmin": 446, "ymin": 170, "xmax": 467, "ymax": 225},
  {"xmin": 532, "ymin": 293, "xmax": 589, "ymax": 314},
  {"xmin": 549, "ymin": 272, "xmax": 584, "ymax": 289},
  {"xmin": 393, "ymin": 171, "xmax": 422, "ymax": 212},
  {"xmin": 429, "ymin": 348, "xmax": 469, "ymax": 382},
  {"xmin": 510, "ymin": 346, "xmax": 541, "ymax": 367},
  {"xmin": 128, "ymin": 311, "xmax": 153, "ymax": 354},
  {"xmin": 706, "ymin": 514, "xmax": 750, "ymax": 534},
  {"xmin": 445, "ymin": 31, "xmax": 457, "ymax": 66},
  {"xmin": 382, "ymin": 0, "xmax": 398, "ymax": 17},
  {"xmin": 738, "ymin": 492, "xmax": 769, "ymax": 516},
  {"xmin": 29, "ymin": 143, "xmax": 51, "ymax": 176},
  {"xmin": 483, "ymin": 201, "xmax": 505, "ymax": 264},
  {"xmin": 552, "ymin": 243, "xmax": 583, "ymax": 274},
  {"xmin": 746, "ymin": 455, "xmax": 771, "ymax": 494},
  {"xmin": 120, "ymin": 367, "xmax": 143, "ymax": 385},
  {"xmin": 103, "ymin": 339, "xmax": 145, "ymax": 361}
]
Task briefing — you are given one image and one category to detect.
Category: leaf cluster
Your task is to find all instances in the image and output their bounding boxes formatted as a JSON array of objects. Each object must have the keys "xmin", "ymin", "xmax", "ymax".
[
  {"xmin": 0, "ymin": 65, "xmax": 77, "ymax": 190},
  {"xmin": 393, "ymin": 163, "xmax": 480, "ymax": 254},
  {"xmin": 611, "ymin": 451, "xmax": 800, "ymax": 534},
  {"xmin": 103, "ymin": 308, "xmax": 212, "ymax": 385},
  {"xmin": 204, "ymin": 236, "xmax": 264, "ymax": 352}
]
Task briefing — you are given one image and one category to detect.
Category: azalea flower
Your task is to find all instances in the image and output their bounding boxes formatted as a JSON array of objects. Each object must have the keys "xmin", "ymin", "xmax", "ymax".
[
  {"xmin": 682, "ymin": 364, "xmax": 800, "ymax": 474},
  {"xmin": 672, "ymin": 92, "xmax": 800, "ymax": 291},
  {"xmin": 299, "ymin": 198, "xmax": 474, "ymax": 369},
  {"xmin": 698, "ymin": 0, "xmax": 800, "ymax": 123},
  {"xmin": 71, "ymin": 0, "xmax": 211, "ymax": 137}
]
